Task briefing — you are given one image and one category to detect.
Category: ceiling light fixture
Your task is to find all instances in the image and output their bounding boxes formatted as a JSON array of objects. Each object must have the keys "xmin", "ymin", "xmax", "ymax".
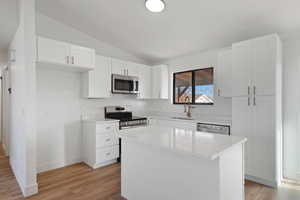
[{"xmin": 145, "ymin": 0, "xmax": 165, "ymax": 13}]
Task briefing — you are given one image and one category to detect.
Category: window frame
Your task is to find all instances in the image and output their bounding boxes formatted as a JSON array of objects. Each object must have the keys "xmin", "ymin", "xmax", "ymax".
[{"xmin": 173, "ymin": 67, "xmax": 214, "ymax": 105}]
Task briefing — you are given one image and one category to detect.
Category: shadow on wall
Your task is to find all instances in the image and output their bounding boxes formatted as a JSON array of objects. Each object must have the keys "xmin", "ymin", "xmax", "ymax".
[{"xmin": 64, "ymin": 121, "xmax": 82, "ymax": 166}]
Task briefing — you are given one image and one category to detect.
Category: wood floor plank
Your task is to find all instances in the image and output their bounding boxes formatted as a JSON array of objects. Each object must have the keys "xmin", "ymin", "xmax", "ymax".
[{"xmin": 1, "ymin": 144, "xmax": 300, "ymax": 200}]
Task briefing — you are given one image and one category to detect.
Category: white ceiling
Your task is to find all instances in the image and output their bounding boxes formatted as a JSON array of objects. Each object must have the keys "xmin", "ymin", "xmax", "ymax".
[
  {"xmin": 0, "ymin": 0, "xmax": 18, "ymax": 50},
  {"xmin": 37, "ymin": 0, "xmax": 300, "ymax": 64}
]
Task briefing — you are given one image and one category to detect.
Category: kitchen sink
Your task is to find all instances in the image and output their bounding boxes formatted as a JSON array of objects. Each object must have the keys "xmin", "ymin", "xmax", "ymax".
[{"xmin": 172, "ymin": 117, "xmax": 195, "ymax": 120}]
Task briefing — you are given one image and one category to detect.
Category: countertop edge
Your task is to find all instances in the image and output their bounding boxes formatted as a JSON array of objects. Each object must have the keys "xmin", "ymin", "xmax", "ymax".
[{"xmin": 120, "ymin": 132, "xmax": 247, "ymax": 161}]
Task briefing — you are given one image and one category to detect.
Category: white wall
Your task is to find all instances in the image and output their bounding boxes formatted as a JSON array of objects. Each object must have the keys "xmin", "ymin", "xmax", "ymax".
[
  {"xmin": 0, "ymin": 48, "xmax": 8, "ymax": 67},
  {"xmin": 36, "ymin": 68, "xmax": 148, "ymax": 172},
  {"xmin": 35, "ymin": 13, "xmax": 150, "ymax": 173},
  {"xmin": 282, "ymin": 38, "xmax": 300, "ymax": 180},
  {"xmin": 9, "ymin": 0, "xmax": 37, "ymax": 197},
  {"xmin": 147, "ymin": 49, "xmax": 232, "ymax": 123}
]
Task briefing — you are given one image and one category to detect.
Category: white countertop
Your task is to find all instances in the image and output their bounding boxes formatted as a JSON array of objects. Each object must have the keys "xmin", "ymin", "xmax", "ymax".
[
  {"xmin": 82, "ymin": 118, "xmax": 119, "ymax": 123},
  {"xmin": 120, "ymin": 125, "xmax": 246, "ymax": 160}
]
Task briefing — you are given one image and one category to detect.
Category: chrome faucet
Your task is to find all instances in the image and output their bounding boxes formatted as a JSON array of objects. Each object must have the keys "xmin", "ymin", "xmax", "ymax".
[{"xmin": 184, "ymin": 96, "xmax": 193, "ymax": 118}]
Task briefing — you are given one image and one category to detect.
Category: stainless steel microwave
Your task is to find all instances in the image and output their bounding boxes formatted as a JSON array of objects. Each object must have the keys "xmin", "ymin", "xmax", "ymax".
[{"xmin": 112, "ymin": 74, "xmax": 139, "ymax": 94}]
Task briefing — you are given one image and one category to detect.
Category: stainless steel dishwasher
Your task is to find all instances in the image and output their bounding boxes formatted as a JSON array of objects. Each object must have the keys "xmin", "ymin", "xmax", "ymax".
[{"xmin": 197, "ymin": 123, "xmax": 230, "ymax": 135}]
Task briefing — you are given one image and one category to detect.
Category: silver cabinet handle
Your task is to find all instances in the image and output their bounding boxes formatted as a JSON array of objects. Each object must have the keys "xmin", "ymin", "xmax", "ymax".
[
  {"xmin": 218, "ymin": 89, "xmax": 221, "ymax": 97},
  {"xmin": 247, "ymin": 86, "xmax": 250, "ymax": 96},
  {"xmin": 105, "ymin": 126, "xmax": 111, "ymax": 130},
  {"xmin": 247, "ymin": 86, "xmax": 251, "ymax": 106},
  {"xmin": 71, "ymin": 56, "xmax": 75, "ymax": 64},
  {"xmin": 66, "ymin": 56, "xmax": 69, "ymax": 64},
  {"xmin": 105, "ymin": 138, "xmax": 111, "ymax": 142},
  {"xmin": 253, "ymin": 86, "xmax": 256, "ymax": 106},
  {"xmin": 106, "ymin": 152, "xmax": 111, "ymax": 156}
]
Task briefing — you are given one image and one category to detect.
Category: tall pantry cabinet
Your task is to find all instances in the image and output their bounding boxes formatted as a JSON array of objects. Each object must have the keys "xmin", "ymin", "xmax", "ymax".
[{"xmin": 231, "ymin": 34, "xmax": 282, "ymax": 187}]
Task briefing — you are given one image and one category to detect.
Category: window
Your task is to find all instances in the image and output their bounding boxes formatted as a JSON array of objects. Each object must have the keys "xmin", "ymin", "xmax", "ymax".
[{"xmin": 173, "ymin": 67, "xmax": 214, "ymax": 105}]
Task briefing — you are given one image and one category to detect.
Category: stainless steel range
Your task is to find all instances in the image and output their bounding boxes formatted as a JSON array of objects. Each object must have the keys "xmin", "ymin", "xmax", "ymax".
[
  {"xmin": 105, "ymin": 106, "xmax": 148, "ymax": 162},
  {"xmin": 104, "ymin": 106, "xmax": 148, "ymax": 130}
]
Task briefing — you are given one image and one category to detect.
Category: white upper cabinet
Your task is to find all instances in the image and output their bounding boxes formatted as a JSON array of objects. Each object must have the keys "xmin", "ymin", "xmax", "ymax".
[
  {"xmin": 138, "ymin": 65, "xmax": 152, "ymax": 99},
  {"xmin": 111, "ymin": 58, "xmax": 127, "ymax": 75},
  {"xmin": 37, "ymin": 37, "xmax": 70, "ymax": 65},
  {"xmin": 70, "ymin": 45, "xmax": 95, "ymax": 69},
  {"xmin": 152, "ymin": 65, "xmax": 169, "ymax": 99},
  {"xmin": 232, "ymin": 40, "xmax": 253, "ymax": 97},
  {"xmin": 232, "ymin": 34, "xmax": 279, "ymax": 97},
  {"xmin": 111, "ymin": 58, "xmax": 139, "ymax": 77},
  {"xmin": 82, "ymin": 55, "xmax": 111, "ymax": 98},
  {"xmin": 217, "ymin": 48, "xmax": 232, "ymax": 97},
  {"xmin": 126, "ymin": 62, "xmax": 139, "ymax": 77},
  {"xmin": 37, "ymin": 36, "xmax": 95, "ymax": 72},
  {"xmin": 252, "ymin": 36, "xmax": 277, "ymax": 96}
]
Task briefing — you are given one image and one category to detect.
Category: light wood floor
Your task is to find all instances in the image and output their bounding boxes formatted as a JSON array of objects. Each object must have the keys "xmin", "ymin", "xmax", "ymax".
[{"xmin": 1, "ymin": 145, "xmax": 300, "ymax": 200}]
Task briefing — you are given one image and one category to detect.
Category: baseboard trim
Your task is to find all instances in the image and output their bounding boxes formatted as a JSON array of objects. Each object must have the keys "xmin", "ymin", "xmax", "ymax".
[
  {"xmin": 10, "ymin": 159, "xmax": 38, "ymax": 197},
  {"xmin": 37, "ymin": 157, "xmax": 82, "ymax": 173},
  {"xmin": 2, "ymin": 143, "xmax": 8, "ymax": 156},
  {"xmin": 23, "ymin": 183, "xmax": 38, "ymax": 197},
  {"xmin": 92, "ymin": 159, "xmax": 118, "ymax": 169},
  {"xmin": 245, "ymin": 174, "xmax": 277, "ymax": 188}
]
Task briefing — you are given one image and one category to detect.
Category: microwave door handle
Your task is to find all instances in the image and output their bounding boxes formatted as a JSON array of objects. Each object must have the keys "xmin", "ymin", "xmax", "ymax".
[
  {"xmin": 132, "ymin": 80, "xmax": 135, "ymax": 93},
  {"xmin": 134, "ymin": 80, "xmax": 138, "ymax": 93}
]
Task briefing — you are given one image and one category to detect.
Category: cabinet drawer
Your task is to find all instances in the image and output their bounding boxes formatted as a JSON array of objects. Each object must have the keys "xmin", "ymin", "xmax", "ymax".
[
  {"xmin": 96, "ymin": 146, "xmax": 119, "ymax": 163},
  {"xmin": 96, "ymin": 123, "xmax": 117, "ymax": 133},
  {"xmin": 96, "ymin": 133, "xmax": 119, "ymax": 148}
]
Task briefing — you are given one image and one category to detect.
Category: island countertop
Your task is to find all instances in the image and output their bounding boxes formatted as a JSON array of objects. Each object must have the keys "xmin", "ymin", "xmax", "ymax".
[{"xmin": 120, "ymin": 125, "xmax": 247, "ymax": 160}]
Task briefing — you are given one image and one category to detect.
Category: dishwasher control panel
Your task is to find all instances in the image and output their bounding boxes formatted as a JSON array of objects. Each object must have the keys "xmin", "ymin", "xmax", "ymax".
[{"xmin": 197, "ymin": 123, "xmax": 230, "ymax": 135}]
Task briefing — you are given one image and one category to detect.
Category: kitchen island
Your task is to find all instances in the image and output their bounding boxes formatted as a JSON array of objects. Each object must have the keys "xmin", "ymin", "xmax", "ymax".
[{"xmin": 120, "ymin": 125, "xmax": 247, "ymax": 200}]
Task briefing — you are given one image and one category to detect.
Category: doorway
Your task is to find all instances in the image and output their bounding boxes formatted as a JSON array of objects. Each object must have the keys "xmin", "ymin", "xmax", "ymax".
[{"xmin": 1, "ymin": 65, "xmax": 11, "ymax": 156}]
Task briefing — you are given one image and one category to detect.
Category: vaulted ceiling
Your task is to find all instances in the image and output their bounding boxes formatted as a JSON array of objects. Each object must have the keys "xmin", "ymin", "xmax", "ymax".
[
  {"xmin": 0, "ymin": 0, "xmax": 18, "ymax": 50},
  {"xmin": 37, "ymin": 0, "xmax": 300, "ymax": 64}
]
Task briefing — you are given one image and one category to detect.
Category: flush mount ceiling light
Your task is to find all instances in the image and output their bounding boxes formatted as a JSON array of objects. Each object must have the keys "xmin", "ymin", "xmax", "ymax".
[{"xmin": 145, "ymin": 0, "xmax": 165, "ymax": 13}]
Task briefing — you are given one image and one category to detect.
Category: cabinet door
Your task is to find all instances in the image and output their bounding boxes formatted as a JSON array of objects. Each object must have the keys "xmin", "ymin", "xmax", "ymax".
[
  {"xmin": 232, "ymin": 97, "xmax": 253, "ymax": 175},
  {"xmin": 94, "ymin": 55, "xmax": 111, "ymax": 98},
  {"xmin": 252, "ymin": 95, "xmax": 276, "ymax": 182},
  {"xmin": 111, "ymin": 58, "xmax": 126, "ymax": 75},
  {"xmin": 232, "ymin": 40, "xmax": 253, "ymax": 97},
  {"xmin": 70, "ymin": 45, "xmax": 95, "ymax": 69},
  {"xmin": 126, "ymin": 62, "xmax": 139, "ymax": 77},
  {"xmin": 82, "ymin": 55, "xmax": 111, "ymax": 98},
  {"xmin": 138, "ymin": 65, "xmax": 152, "ymax": 99},
  {"xmin": 160, "ymin": 65, "xmax": 169, "ymax": 99},
  {"xmin": 152, "ymin": 65, "xmax": 169, "ymax": 99},
  {"xmin": 152, "ymin": 66, "xmax": 161, "ymax": 99},
  {"xmin": 37, "ymin": 37, "xmax": 70, "ymax": 65},
  {"xmin": 217, "ymin": 48, "xmax": 232, "ymax": 97},
  {"xmin": 82, "ymin": 71, "xmax": 94, "ymax": 98},
  {"xmin": 252, "ymin": 35, "xmax": 277, "ymax": 96}
]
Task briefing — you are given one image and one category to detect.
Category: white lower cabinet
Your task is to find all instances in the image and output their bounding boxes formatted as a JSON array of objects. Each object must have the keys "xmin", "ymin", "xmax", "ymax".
[
  {"xmin": 82, "ymin": 121, "xmax": 119, "ymax": 169},
  {"xmin": 96, "ymin": 146, "xmax": 119, "ymax": 164},
  {"xmin": 232, "ymin": 95, "xmax": 277, "ymax": 186}
]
